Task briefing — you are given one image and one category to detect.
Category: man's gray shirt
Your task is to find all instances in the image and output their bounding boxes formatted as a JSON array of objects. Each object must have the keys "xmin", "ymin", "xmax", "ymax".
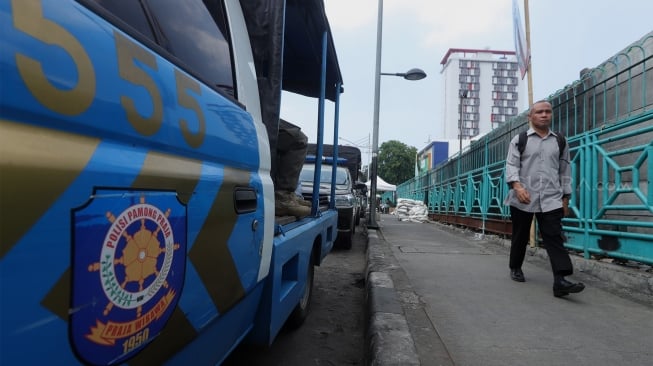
[{"xmin": 504, "ymin": 128, "xmax": 572, "ymax": 212}]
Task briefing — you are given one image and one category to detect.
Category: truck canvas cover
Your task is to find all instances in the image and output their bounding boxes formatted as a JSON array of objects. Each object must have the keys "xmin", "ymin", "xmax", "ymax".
[
  {"xmin": 240, "ymin": 0, "xmax": 343, "ymax": 159},
  {"xmin": 307, "ymin": 144, "xmax": 362, "ymax": 182}
]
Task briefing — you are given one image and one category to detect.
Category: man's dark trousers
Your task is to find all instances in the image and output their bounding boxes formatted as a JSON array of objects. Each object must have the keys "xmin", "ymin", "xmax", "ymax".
[{"xmin": 509, "ymin": 206, "xmax": 573, "ymax": 277}]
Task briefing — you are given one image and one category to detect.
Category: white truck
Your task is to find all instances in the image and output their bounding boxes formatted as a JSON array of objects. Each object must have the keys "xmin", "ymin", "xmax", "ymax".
[{"xmin": 0, "ymin": 0, "xmax": 343, "ymax": 364}]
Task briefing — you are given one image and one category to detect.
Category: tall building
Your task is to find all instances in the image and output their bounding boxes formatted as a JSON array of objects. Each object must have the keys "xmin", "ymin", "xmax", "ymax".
[{"xmin": 439, "ymin": 48, "xmax": 528, "ymax": 144}]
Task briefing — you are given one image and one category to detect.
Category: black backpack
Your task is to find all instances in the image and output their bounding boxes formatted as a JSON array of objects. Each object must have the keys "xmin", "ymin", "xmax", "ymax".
[{"xmin": 516, "ymin": 131, "xmax": 566, "ymax": 160}]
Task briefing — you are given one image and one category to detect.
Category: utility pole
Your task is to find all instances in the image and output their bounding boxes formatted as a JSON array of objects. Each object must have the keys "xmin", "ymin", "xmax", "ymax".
[
  {"xmin": 524, "ymin": 0, "xmax": 537, "ymax": 247},
  {"xmin": 458, "ymin": 89, "xmax": 468, "ymax": 153}
]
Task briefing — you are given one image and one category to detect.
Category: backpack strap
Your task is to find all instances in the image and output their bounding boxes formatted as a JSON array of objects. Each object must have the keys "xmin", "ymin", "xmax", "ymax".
[
  {"xmin": 517, "ymin": 130, "xmax": 566, "ymax": 160},
  {"xmin": 516, "ymin": 131, "xmax": 527, "ymax": 158},
  {"xmin": 554, "ymin": 132, "xmax": 566, "ymax": 160}
]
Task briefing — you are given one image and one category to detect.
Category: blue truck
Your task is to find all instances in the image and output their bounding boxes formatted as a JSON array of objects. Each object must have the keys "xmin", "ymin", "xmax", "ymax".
[{"xmin": 0, "ymin": 0, "xmax": 344, "ymax": 364}]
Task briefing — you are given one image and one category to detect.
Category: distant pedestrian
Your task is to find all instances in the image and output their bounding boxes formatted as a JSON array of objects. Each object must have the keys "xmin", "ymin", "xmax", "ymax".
[
  {"xmin": 504, "ymin": 100, "xmax": 584, "ymax": 298},
  {"xmin": 383, "ymin": 198, "xmax": 393, "ymax": 213}
]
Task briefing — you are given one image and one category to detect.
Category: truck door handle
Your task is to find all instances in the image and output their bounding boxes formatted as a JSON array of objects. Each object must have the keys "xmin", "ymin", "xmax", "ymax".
[{"xmin": 234, "ymin": 188, "xmax": 257, "ymax": 214}]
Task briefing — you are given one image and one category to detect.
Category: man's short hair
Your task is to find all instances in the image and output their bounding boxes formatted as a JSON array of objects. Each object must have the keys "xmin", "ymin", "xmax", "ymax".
[{"xmin": 528, "ymin": 100, "xmax": 551, "ymax": 115}]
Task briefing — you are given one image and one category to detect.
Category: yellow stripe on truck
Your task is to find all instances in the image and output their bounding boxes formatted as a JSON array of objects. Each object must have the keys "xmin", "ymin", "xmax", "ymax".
[
  {"xmin": 189, "ymin": 167, "xmax": 250, "ymax": 313},
  {"xmin": 0, "ymin": 119, "xmax": 99, "ymax": 258}
]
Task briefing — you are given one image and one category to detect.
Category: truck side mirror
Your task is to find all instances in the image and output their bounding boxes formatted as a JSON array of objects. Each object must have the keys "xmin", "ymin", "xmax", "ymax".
[{"xmin": 354, "ymin": 182, "xmax": 367, "ymax": 193}]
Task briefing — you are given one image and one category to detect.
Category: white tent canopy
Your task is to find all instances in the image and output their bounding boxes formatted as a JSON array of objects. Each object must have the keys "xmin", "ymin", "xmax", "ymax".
[{"xmin": 365, "ymin": 176, "xmax": 396, "ymax": 192}]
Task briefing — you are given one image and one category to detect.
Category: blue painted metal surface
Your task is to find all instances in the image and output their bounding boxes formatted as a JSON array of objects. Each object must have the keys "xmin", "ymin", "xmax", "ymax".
[
  {"xmin": 0, "ymin": 1, "xmax": 267, "ymax": 364},
  {"xmin": 0, "ymin": 0, "xmax": 341, "ymax": 364}
]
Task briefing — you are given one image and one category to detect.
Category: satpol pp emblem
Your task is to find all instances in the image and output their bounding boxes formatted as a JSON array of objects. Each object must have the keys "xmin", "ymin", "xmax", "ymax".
[{"xmin": 71, "ymin": 190, "xmax": 186, "ymax": 365}]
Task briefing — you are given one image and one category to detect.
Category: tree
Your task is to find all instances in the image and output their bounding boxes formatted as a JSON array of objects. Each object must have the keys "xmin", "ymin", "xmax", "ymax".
[{"xmin": 377, "ymin": 140, "xmax": 417, "ymax": 185}]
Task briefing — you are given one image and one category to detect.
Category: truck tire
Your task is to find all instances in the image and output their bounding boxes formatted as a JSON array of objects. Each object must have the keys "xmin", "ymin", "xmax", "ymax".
[
  {"xmin": 286, "ymin": 248, "xmax": 315, "ymax": 329},
  {"xmin": 339, "ymin": 229, "xmax": 353, "ymax": 250}
]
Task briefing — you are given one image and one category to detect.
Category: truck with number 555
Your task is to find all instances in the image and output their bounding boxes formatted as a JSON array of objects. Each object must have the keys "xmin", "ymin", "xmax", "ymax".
[{"xmin": 0, "ymin": 0, "xmax": 344, "ymax": 364}]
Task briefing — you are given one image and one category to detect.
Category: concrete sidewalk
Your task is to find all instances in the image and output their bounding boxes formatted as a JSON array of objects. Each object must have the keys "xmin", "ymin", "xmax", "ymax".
[{"xmin": 365, "ymin": 214, "xmax": 653, "ymax": 366}]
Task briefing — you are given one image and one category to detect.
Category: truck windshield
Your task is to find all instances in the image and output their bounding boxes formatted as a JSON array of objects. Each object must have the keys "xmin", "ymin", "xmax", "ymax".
[{"xmin": 300, "ymin": 165, "xmax": 349, "ymax": 185}]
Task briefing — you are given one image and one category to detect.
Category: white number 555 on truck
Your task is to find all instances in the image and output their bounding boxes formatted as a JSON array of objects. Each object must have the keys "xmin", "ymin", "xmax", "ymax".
[{"xmin": 0, "ymin": 0, "xmax": 345, "ymax": 364}]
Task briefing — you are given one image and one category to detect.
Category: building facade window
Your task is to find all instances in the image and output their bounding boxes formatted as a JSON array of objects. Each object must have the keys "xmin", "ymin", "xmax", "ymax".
[{"xmin": 459, "ymin": 75, "xmax": 479, "ymax": 83}]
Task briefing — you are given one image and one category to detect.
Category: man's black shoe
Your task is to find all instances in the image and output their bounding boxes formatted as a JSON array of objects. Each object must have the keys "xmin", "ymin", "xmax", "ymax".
[
  {"xmin": 553, "ymin": 278, "xmax": 585, "ymax": 297},
  {"xmin": 510, "ymin": 269, "xmax": 525, "ymax": 282}
]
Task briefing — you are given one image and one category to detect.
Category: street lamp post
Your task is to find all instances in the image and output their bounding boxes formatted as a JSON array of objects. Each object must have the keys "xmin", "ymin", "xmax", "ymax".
[
  {"xmin": 380, "ymin": 69, "xmax": 427, "ymax": 80},
  {"xmin": 458, "ymin": 89, "xmax": 468, "ymax": 153},
  {"xmin": 368, "ymin": 0, "xmax": 426, "ymax": 229}
]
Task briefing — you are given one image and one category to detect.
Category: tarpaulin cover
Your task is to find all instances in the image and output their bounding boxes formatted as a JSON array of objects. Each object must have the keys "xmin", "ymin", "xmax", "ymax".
[
  {"xmin": 240, "ymin": 0, "xmax": 343, "ymax": 174},
  {"xmin": 307, "ymin": 143, "xmax": 362, "ymax": 182}
]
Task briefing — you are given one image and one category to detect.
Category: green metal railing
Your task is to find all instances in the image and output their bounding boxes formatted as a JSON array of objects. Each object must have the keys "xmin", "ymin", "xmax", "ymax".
[{"xmin": 397, "ymin": 32, "xmax": 653, "ymax": 265}]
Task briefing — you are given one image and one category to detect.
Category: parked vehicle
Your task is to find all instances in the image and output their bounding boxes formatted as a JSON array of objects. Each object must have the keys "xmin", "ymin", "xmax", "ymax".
[
  {"xmin": 307, "ymin": 144, "xmax": 366, "ymax": 224},
  {"xmin": 0, "ymin": 0, "xmax": 343, "ymax": 364},
  {"xmin": 354, "ymin": 182, "xmax": 368, "ymax": 221},
  {"xmin": 299, "ymin": 157, "xmax": 359, "ymax": 249}
]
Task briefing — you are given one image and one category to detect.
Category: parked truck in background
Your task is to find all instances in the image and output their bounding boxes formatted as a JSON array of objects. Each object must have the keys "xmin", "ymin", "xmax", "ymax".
[
  {"xmin": 308, "ymin": 144, "xmax": 367, "ymax": 220},
  {"xmin": 308, "ymin": 144, "xmax": 363, "ymax": 187},
  {"xmin": 305, "ymin": 145, "xmax": 366, "ymax": 248},
  {"xmin": 0, "ymin": 0, "xmax": 344, "ymax": 365},
  {"xmin": 298, "ymin": 156, "xmax": 360, "ymax": 249}
]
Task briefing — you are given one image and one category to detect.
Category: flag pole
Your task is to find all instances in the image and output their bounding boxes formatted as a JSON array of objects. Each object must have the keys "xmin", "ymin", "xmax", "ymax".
[
  {"xmin": 524, "ymin": 0, "xmax": 533, "ymax": 106},
  {"xmin": 523, "ymin": 0, "xmax": 537, "ymax": 247}
]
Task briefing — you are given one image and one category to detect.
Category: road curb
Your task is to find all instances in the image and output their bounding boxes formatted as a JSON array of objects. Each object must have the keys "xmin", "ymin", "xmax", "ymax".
[{"xmin": 365, "ymin": 229, "xmax": 419, "ymax": 366}]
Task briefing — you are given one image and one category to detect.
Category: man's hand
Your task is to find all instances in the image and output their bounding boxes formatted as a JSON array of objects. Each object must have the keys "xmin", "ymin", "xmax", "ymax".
[
  {"xmin": 562, "ymin": 197, "xmax": 570, "ymax": 216},
  {"xmin": 512, "ymin": 183, "xmax": 531, "ymax": 204}
]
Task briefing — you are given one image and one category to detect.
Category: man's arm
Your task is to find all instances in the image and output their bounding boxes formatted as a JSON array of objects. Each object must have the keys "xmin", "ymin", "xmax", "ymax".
[
  {"xmin": 505, "ymin": 137, "xmax": 521, "ymax": 187},
  {"xmin": 506, "ymin": 137, "xmax": 530, "ymax": 204},
  {"xmin": 560, "ymin": 140, "xmax": 572, "ymax": 215}
]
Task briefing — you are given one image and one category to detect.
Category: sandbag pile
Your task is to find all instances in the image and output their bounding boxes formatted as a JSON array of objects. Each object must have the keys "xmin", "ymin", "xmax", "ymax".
[{"xmin": 394, "ymin": 198, "xmax": 429, "ymax": 223}]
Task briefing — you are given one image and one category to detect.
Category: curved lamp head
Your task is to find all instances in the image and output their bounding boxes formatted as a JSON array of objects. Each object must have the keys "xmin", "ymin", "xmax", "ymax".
[
  {"xmin": 381, "ymin": 68, "xmax": 427, "ymax": 81},
  {"xmin": 402, "ymin": 68, "xmax": 427, "ymax": 80}
]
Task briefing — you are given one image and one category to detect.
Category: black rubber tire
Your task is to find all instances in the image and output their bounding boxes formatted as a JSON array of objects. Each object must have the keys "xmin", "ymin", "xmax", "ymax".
[
  {"xmin": 338, "ymin": 230, "xmax": 353, "ymax": 250},
  {"xmin": 286, "ymin": 249, "xmax": 315, "ymax": 329}
]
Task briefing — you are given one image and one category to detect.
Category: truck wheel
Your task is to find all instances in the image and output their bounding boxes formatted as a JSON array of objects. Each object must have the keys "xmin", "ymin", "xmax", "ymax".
[
  {"xmin": 286, "ymin": 249, "xmax": 315, "ymax": 329},
  {"xmin": 339, "ymin": 230, "xmax": 353, "ymax": 250}
]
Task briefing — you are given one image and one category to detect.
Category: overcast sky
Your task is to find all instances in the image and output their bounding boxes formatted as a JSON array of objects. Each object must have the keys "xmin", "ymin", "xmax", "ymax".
[{"xmin": 280, "ymin": 0, "xmax": 653, "ymax": 165}]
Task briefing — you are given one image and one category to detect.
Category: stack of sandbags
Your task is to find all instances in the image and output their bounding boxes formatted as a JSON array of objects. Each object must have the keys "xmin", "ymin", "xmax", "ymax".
[{"xmin": 395, "ymin": 198, "xmax": 429, "ymax": 223}]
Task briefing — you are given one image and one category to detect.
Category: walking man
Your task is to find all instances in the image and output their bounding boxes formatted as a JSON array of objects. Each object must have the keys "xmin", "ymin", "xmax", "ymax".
[{"xmin": 504, "ymin": 100, "xmax": 584, "ymax": 298}]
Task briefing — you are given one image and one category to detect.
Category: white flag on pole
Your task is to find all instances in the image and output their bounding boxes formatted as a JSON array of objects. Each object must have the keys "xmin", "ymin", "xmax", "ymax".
[{"xmin": 512, "ymin": 0, "xmax": 530, "ymax": 79}]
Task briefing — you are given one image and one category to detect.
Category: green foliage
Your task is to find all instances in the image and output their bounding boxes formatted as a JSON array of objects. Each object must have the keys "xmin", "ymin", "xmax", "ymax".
[{"xmin": 377, "ymin": 140, "xmax": 417, "ymax": 185}]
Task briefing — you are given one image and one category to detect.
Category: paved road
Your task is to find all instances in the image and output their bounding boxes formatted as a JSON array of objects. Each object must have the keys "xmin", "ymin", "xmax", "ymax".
[
  {"xmin": 368, "ymin": 214, "xmax": 653, "ymax": 366},
  {"xmin": 223, "ymin": 227, "xmax": 367, "ymax": 365}
]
